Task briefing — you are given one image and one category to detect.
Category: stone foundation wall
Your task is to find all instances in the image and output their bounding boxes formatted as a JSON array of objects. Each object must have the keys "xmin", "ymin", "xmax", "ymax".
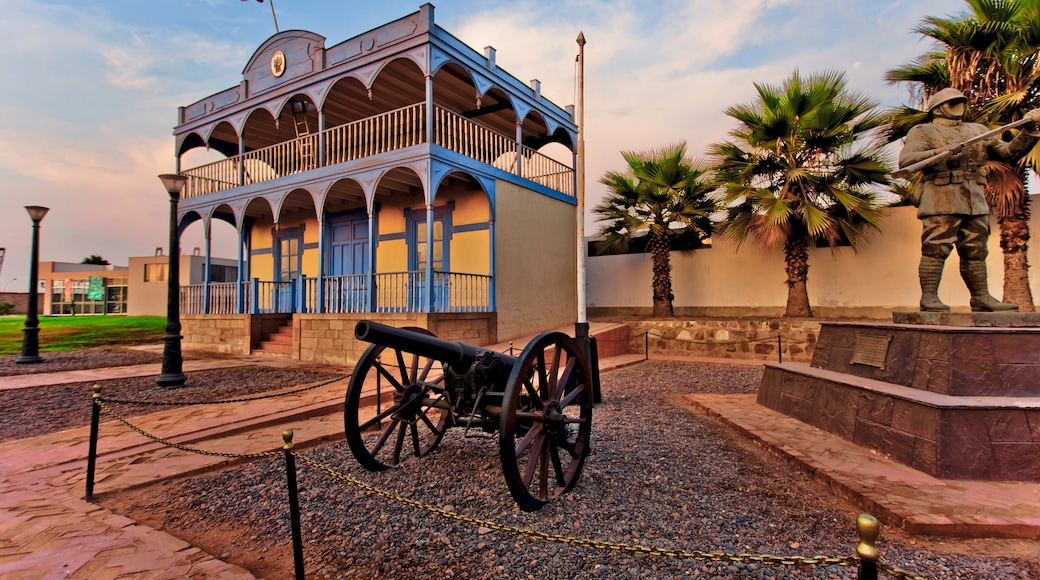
[
  {"xmin": 294, "ymin": 313, "xmax": 497, "ymax": 367},
  {"xmin": 608, "ymin": 318, "xmax": 821, "ymax": 363},
  {"xmin": 182, "ymin": 314, "xmax": 252, "ymax": 354}
]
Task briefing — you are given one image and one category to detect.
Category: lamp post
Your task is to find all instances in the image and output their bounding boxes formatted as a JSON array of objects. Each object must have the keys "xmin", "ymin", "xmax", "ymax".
[
  {"xmin": 157, "ymin": 174, "xmax": 187, "ymax": 387},
  {"xmin": 16, "ymin": 206, "xmax": 49, "ymax": 364}
]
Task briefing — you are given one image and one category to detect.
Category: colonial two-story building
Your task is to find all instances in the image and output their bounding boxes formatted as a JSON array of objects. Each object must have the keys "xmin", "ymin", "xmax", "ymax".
[{"xmin": 173, "ymin": 4, "xmax": 579, "ymax": 364}]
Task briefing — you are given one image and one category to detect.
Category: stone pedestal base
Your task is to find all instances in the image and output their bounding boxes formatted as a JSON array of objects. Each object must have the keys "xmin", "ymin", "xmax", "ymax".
[{"xmin": 757, "ymin": 321, "xmax": 1040, "ymax": 482}]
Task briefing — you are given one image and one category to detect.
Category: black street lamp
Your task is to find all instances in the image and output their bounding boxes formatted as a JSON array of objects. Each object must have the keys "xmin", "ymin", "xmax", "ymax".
[
  {"xmin": 16, "ymin": 206, "xmax": 49, "ymax": 364},
  {"xmin": 157, "ymin": 174, "xmax": 188, "ymax": 387}
]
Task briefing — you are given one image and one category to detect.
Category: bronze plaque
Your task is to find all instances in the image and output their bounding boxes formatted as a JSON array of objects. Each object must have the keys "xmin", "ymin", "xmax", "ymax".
[{"xmin": 850, "ymin": 334, "xmax": 892, "ymax": 370}]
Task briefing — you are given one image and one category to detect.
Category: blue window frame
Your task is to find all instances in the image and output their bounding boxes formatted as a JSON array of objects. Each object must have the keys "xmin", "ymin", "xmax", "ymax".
[
  {"xmin": 273, "ymin": 226, "xmax": 303, "ymax": 282},
  {"xmin": 406, "ymin": 204, "xmax": 453, "ymax": 309}
]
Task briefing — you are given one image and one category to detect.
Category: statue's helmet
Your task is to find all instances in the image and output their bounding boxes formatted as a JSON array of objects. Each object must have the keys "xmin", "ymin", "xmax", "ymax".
[{"xmin": 927, "ymin": 88, "xmax": 968, "ymax": 111}]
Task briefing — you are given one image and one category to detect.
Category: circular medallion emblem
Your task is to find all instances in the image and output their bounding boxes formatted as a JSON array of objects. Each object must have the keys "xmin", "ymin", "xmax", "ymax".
[{"xmin": 271, "ymin": 50, "xmax": 286, "ymax": 77}]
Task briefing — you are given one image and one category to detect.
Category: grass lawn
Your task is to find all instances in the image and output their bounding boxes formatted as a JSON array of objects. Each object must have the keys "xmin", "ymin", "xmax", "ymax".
[{"xmin": 0, "ymin": 316, "xmax": 166, "ymax": 355}]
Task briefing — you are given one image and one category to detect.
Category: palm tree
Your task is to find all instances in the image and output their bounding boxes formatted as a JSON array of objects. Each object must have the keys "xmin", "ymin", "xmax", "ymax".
[
  {"xmin": 594, "ymin": 142, "xmax": 716, "ymax": 317},
  {"xmin": 885, "ymin": 0, "xmax": 1040, "ymax": 310},
  {"xmin": 81, "ymin": 255, "xmax": 109, "ymax": 265},
  {"xmin": 709, "ymin": 69, "xmax": 890, "ymax": 317}
]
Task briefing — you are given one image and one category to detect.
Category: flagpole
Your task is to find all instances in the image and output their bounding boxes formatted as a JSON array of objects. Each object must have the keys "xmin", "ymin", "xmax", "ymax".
[
  {"xmin": 268, "ymin": 0, "xmax": 279, "ymax": 33},
  {"xmin": 574, "ymin": 31, "xmax": 600, "ymax": 403},
  {"xmin": 576, "ymin": 32, "xmax": 586, "ymax": 326}
]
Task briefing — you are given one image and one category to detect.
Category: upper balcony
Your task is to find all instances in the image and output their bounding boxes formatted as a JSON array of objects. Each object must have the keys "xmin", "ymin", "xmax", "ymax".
[
  {"xmin": 172, "ymin": 5, "xmax": 577, "ymax": 204},
  {"xmin": 179, "ymin": 102, "xmax": 573, "ymax": 200}
]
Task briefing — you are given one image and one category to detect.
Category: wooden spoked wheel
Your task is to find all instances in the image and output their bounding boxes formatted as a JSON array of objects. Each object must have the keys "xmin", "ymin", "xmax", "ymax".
[
  {"xmin": 499, "ymin": 332, "xmax": 593, "ymax": 511},
  {"xmin": 344, "ymin": 327, "xmax": 451, "ymax": 471}
]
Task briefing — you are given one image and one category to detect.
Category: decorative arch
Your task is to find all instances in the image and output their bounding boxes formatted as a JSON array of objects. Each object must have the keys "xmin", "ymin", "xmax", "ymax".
[
  {"xmin": 209, "ymin": 203, "xmax": 238, "ymax": 229},
  {"xmin": 432, "ymin": 167, "xmax": 495, "ymax": 219},
  {"xmin": 177, "ymin": 210, "xmax": 204, "ymax": 236},
  {"xmin": 432, "ymin": 61, "xmax": 479, "ymax": 115},
  {"xmin": 321, "ymin": 177, "xmax": 367, "ymax": 219},
  {"xmin": 177, "ymin": 132, "xmax": 208, "ymax": 157},
  {"xmin": 371, "ymin": 57, "xmax": 426, "ymax": 104},
  {"xmin": 373, "ymin": 165, "xmax": 426, "ymax": 207},
  {"xmin": 275, "ymin": 188, "xmax": 319, "ymax": 225}
]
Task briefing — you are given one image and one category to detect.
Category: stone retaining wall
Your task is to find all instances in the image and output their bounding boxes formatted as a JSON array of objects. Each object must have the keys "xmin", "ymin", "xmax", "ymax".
[
  {"xmin": 181, "ymin": 314, "xmax": 252, "ymax": 354},
  {"xmin": 294, "ymin": 312, "xmax": 497, "ymax": 367},
  {"xmin": 606, "ymin": 318, "xmax": 823, "ymax": 363}
]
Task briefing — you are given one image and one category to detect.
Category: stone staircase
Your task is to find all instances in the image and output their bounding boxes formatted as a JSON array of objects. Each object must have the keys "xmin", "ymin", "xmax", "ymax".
[{"xmin": 254, "ymin": 321, "xmax": 293, "ymax": 356}]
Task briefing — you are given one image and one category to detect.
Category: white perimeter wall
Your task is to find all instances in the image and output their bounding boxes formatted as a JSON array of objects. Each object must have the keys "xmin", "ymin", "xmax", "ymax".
[{"xmin": 588, "ymin": 202, "xmax": 1040, "ymax": 317}]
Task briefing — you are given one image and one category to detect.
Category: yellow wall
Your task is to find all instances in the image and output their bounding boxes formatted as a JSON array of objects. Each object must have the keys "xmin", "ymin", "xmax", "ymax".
[
  {"xmin": 452, "ymin": 230, "xmax": 489, "ymax": 273},
  {"xmin": 494, "ymin": 180, "xmax": 577, "ymax": 339},
  {"xmin": 248, "ymin": 214, "xmax": 320, "ymax": 278}
]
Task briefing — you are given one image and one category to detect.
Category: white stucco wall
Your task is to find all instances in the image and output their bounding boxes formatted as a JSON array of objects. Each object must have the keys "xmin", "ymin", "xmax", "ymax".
[{"xmin": 588, "ymin": 203, "xmax": 1039, "ymax": 317}]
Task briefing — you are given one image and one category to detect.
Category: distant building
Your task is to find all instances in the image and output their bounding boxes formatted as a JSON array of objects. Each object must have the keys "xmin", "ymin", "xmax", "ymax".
[
  {"xmin": 38, "ymin": 262, "xmax": 129, "ymax": 316},
  {"xmin": 36, "ymin": 255, "xmax": 237, "ymax": 317},
  {"xmin": 168, "ymin": 4, "xmax": 580, "ymax": 364}
]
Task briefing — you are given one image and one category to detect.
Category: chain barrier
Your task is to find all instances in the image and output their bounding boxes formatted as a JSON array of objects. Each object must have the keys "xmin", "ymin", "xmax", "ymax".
[
  {"xmin": 83, "ymin": 392, "xmax": 925, "ymax": 580},
  {"xmin": 291, "ymin": 451, "xmax": 880, "ymax": 574},
  {"xmin": 94, "ymin": 398, "xmax": 282, "ymax": 460},
  {"xmin": 101, "ymin": 376, "xmax": 344, "ymax": 407}
]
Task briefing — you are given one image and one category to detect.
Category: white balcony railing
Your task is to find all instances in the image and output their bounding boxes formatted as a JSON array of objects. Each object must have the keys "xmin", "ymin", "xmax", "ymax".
[
  {"xmin": 181, "ymin": 103, "xmax": 573, "ymax": 199},
  {"xmin": 325, "ymin": 103, "xmax": 425, "ymax": 166},
  {"xmin": 179, "ymin": 271, "xmax": 492, "ymax": 315}
]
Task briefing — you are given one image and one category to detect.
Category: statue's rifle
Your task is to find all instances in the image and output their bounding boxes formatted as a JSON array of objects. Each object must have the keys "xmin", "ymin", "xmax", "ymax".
[{"xmin": 893, "ymin": 118, "xmax": 1032, "ymax": 179}]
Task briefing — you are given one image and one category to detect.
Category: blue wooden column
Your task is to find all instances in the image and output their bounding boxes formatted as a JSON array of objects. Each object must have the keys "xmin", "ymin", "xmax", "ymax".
[
  {"xmin": 488, "ymin": 218, "xmax": 496, "ymax": 312},
  {"xmin": 235, "ymin": 224, "xmax": 245, "ymax": 314},
  {"xmin": 316, "ymin": 217, "xmax": 326, "ymax": 313},
  {"xmin": 424, "ymin": 203, "xmax": 434, "ymax": 312},
  {"xmin": 203, "ymin": 221, "xmax": 212, "ymax": 314},
  {"xmin": 366, "ymin": 209, "xmax": 376, "ymax": 313}
]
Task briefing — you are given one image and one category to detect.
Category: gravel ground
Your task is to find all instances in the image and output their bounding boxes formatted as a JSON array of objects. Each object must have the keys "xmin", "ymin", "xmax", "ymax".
[
  {"xmin": 105, "ymin": 362, "xmax": 1039, "ymax": 580},
  {"xmin": 0, "ymin": 361, "xmax": 344, "ymax": 443},
  {"xmin": 0, "ymin": 348, "xmax": 164, "ymax": 377}
]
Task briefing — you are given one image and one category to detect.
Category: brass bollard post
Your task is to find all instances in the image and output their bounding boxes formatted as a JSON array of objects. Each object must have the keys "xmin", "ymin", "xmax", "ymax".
[
  {"xmin": 283, "ymin": 429, "xmax": 306, "ymax": 580},
  {"xmin": 85, "ymin": 385, "xmax": 102, "ymax": 501},
  {"xmin": 856, "ymin": 513, "xmax": 880, "ymax": 580}
]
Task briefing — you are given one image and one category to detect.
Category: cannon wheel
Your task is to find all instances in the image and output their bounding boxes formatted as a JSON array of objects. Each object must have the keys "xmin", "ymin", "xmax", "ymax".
[
  {"xmin": 344, "ymin": 327, "xmax": 451, "ymax": 471},
  {"xmin": 499, "ymin": 332, "xmax": 593, "ymax": 511}
]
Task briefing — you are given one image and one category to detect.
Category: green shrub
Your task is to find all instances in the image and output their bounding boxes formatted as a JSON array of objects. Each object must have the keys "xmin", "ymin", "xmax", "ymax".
[{"xmin": 0, "ymin": 303, "xmax": 14, "ymax": 315}]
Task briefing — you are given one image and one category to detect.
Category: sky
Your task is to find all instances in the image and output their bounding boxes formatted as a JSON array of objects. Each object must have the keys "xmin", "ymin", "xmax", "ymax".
[{"xmin": 0, "ymin": 0, "xmax": 965, "ymax": 290}]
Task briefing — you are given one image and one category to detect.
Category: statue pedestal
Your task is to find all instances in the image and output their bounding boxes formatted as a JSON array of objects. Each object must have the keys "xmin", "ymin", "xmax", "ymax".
[{"xmin": 756, "ymin": 315, "xmax": 1040, "ymax": 481}]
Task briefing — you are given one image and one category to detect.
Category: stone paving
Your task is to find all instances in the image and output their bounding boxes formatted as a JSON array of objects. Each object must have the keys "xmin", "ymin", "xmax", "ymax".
[{"xmin": 2, "ymin": 343, "xmax": 1039, "ymax": 578}]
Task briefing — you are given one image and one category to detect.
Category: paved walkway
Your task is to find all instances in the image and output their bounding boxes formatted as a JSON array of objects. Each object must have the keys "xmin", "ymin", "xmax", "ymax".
[{"xmin": 2, "ymin": 343, "xmax": 1038, "ymax": 578}]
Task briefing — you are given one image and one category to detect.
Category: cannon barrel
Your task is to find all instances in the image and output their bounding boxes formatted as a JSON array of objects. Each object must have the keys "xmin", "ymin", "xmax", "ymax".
[{"xmin": 355, "ymin": 320, "xmax": 496, "ymax": 373}]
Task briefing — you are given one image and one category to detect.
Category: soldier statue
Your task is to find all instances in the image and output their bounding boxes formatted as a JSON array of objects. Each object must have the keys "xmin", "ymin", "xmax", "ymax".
[{"xmin": 899, "ymin": 87, "xmax": 1040, "ymax": 312}]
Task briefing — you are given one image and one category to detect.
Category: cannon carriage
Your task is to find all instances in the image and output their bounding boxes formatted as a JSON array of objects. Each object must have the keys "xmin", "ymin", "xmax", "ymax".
[{"xmin": 344, "ymin": 321, "xmax": 593, "ymax": 511}]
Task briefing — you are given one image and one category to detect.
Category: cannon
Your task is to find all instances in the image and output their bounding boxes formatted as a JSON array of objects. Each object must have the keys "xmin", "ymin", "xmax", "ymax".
[{"xmin": 344, "ymin": 320, "xmax": 593, "ymax": 511}]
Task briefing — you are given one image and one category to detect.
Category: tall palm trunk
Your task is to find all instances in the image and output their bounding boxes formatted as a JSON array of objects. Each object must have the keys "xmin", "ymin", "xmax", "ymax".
[
  {"xmin": 783, "ymin": 235, "xmax": 812, "ymax": 317},
  {"xmin": 648, "ymin": 231, "xmax": 674, "ymax": 317},
  {"xmin": 999, "ymin": 193, "xmax": 1034, "ymax": 311}
]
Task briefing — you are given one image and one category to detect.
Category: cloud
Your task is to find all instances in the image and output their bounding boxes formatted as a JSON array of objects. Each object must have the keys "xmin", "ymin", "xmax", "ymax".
[{"xmin": 453, "ymin": 0, "xmax": 959, "ymax": 230}]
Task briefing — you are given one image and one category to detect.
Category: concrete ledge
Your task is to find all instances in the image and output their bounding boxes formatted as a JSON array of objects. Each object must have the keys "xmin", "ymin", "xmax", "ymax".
[
  {"xmin": 683, "ymin": 393, "xmax": 1040, "ymax": 538},
  {"xmin": 758, "ymin": 363, "xmax": 1040, "ymax": 481},
  {"xmin": 893, "ymin": 310, "xmax": 1040, "ymax": 327}
]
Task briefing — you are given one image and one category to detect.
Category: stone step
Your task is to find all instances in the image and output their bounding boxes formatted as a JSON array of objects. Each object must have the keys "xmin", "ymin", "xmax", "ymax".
[
  {"xmin": 266, "ymin": 332, "xmax": 292, "ymax": 344},
  {"xmin": 758, "ymin": 362, "xmax": 1040, "ymax": 482},
  {"xmin": 257, "ymin": 341, "xmax": 292, "ymax": 354}
]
